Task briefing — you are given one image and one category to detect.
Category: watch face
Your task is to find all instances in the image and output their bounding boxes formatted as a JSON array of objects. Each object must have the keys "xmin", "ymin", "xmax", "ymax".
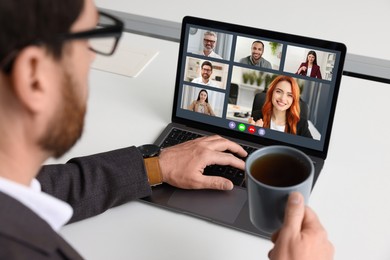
[{"xmin": 138, "ymin": 144, "xmax": 161, "ymax": 158}]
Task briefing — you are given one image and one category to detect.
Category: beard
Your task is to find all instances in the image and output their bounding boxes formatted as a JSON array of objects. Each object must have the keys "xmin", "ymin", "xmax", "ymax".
[
  {"xmin": 202, "ymin": 73, "xmax": 210, "ymax": 80},
  {"xmin": 38, "ymin": 68, "xmax": 86, "ymax": 158}
]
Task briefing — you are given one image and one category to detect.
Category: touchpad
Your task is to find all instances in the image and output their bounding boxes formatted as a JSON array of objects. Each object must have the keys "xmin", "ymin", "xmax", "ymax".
[{"xmin": 167, "ymin": 187, "xmax": 247, "ymax": 224}]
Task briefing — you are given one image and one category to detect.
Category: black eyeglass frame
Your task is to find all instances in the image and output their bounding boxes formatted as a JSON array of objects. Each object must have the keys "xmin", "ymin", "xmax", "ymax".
[
  {"xmin": 59, "ymin": 11, "xmax": 124, "ymax": 56},
  {"xmin": 0, "ymin": 11, "xmax": 124, "ymax": 72}
]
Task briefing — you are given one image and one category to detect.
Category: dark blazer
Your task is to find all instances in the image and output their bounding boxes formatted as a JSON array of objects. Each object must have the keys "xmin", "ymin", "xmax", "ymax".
[
  {"xmin": 0, "ymin": 192, "xmax": 83, "ymax": 259},
  {"xmin": 0, "ymin": 146, "xmax": 152, "ymax": 259},
  {"xmin": 296, "ymin": 62, "xmax": 322, "ymax": 79},
  {"xmin": 252, "ymin": 110, "xmax": 312, "ymax": 138}
]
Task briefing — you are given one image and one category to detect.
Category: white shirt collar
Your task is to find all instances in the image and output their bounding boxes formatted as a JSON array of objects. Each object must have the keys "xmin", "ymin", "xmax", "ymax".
[
  {"xmin": 0, "ymin": 176, "xmax": 73, "ymax": 231},
  {"xmin": 270, "ymin": 120, "xmax": 286, "ymax": 132}
]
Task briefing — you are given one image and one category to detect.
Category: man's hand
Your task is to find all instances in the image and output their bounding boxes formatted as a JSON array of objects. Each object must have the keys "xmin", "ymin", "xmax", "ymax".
[
  {"xmin": 158, "ymin": 135, "xmax": 247, "ymax": 190},
  {"xmin": 268, "ymin": 192, "xmax": 334, "ymax": 260}
]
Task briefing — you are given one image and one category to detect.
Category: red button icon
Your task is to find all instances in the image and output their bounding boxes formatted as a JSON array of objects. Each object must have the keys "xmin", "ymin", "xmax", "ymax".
[{"xmin": 248, "ymin": 126, "xmax": 255, "ymax": 134}]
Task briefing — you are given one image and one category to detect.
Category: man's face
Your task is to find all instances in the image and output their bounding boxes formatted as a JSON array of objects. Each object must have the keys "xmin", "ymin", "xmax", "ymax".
[
  {"xmin": 39, "ymin": 67, "xmax": 86, "ymax": 158},
  {"xmin": 39, "ymin": 0, "xmax": 98, "ymax": 157},
  {"xmin": 251, "ymin": 42, "xmax": 264, "ymax": 62},
  {"xmin": 201, "ymin": 65, "xmax": 212, "ymax": 80},
  {"xmin": 203, "ymin": 34, "xmax": 217, "ymax": 51}
]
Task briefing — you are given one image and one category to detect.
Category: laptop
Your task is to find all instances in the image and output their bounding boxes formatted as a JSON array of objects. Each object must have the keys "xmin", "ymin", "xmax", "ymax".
[{"xmin": 140, "ymin": 16, "xmax": 346, "ymax": 238}]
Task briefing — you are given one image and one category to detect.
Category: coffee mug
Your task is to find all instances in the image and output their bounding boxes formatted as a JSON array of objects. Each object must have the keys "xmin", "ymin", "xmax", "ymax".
[{"xmin": 246, "ymin": 145, "xmax": 314, "ymax": 234}]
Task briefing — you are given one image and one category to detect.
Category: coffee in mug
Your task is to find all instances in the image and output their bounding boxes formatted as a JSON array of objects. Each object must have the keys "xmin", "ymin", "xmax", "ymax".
[
  {"xmin": 250, "ymin": 153, "xmax": 310, "ymax": 187},
  {"xmin": 246, "ymin": 145, "xmax": 314, "ymax": 234}
]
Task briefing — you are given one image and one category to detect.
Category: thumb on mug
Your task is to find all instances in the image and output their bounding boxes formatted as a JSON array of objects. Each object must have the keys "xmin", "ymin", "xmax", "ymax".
[{"xmin": 282, "ymin": 192, "xmax": 305, "ymax": 234}]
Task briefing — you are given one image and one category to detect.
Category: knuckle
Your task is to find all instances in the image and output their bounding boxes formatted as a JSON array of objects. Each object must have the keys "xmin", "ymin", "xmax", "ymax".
[{"xmin": 212, "ymin": 179, "xmax": 222, "ymax": 189}]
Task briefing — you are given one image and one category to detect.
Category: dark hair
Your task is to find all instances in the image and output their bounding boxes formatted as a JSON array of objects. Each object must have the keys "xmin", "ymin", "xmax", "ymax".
[
  {"xmin": 252, "ymin": 40, "xmax": 264, "ymax": 49},
  {"xmin": 0, "ymin": 0, "xmax": 84, "ymax": 73},
  {"xmin": 201, "ymin": 61, "xmax": 213, "ymax": 71},
  {"xmin": 306, "ymin": 50, "xmax": 318, "ymax": 66},
  {"xmin": 196, "ymin": 89, "xmax": 209, "ymax": 103}
]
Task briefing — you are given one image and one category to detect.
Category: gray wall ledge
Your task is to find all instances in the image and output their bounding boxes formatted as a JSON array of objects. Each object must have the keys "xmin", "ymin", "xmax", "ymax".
[{"xmin": 102, "ymin": 8, "xmax": 390, "ymax": 84}]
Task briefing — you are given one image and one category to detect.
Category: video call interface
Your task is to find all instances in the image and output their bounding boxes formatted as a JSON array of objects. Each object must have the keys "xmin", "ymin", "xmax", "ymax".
[{"xmin": 175, "ymin": 22, "xmax": 343, "ymax": 152}]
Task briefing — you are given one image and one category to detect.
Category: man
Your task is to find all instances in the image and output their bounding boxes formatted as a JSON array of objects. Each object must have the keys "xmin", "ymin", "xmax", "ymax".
[
  {"xmin": 197, "ymin": 31, "xmax": 223, "ymax": 59},
  {"xmin": 0, "ymin": 0, "xmax": 332, "ymax": 259},
  {"xmin": 0, "ymin": 0, "xmax": 246, "ymax": 258},
  {"xmin": 239, "ymin": 40, "xmax": 272, "ymax": 69},
  {"xmin": 191, "ymin": 60, "xmax": 220, "ymax": 87}
]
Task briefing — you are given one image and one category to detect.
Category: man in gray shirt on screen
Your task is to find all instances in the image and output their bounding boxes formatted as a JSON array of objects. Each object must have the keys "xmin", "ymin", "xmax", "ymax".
[{"xmin": 239, "ymin": 40, "xmax": 272, "ymax": 69}]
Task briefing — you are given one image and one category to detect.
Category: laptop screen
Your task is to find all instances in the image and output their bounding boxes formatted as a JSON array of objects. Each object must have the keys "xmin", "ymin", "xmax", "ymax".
[{"xmin": 172, "ymin": 16, "xmax": 346, "ymax": 159}]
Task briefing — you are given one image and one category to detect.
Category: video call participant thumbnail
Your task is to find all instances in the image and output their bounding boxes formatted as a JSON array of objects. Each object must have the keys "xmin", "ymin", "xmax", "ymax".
[
  {"xmin": 248, "ymin": 75, "xmax": 312, "ymax": 138},
  {"xmin": 239, "ymin": 40, "xmax": 272, "ymax": 69}
]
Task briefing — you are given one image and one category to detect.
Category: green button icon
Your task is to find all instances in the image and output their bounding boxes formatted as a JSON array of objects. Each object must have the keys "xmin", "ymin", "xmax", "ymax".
[{"xmin": 238, "ymin": 124, "xmax": 246, "ymax": 132}]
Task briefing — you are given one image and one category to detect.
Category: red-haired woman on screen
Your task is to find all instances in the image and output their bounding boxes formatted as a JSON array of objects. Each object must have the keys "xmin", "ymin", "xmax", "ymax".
[{"xmin": 249, "ymin": 75, "xmax": 312, "ymax": 137}]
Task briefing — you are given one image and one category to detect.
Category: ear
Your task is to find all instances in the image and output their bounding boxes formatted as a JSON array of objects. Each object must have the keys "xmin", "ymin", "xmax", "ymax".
[{"xmin": 10, "ymin": 46, "xmax": 54, "ymax": 113}]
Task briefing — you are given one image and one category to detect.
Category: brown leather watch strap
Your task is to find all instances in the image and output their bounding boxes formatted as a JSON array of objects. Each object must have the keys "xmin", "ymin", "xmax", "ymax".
[{"xmin": 144, "ymin": 157, "xmax": 163, "ymax": 186}]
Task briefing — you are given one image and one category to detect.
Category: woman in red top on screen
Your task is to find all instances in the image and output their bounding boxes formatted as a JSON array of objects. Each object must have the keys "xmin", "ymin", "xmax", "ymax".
[
  {"xmin": 248, "ymin": 75, "xmax": 312, "ymax": 138},
  {"xmin": 296, "ymin": 50, "xmax": 322, "ymax": 79}
]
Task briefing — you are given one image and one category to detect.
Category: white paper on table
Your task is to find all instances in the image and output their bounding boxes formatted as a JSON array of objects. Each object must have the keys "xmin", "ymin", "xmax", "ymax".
[{"xmin": 91, "ymin": 41, "xmax": 159, "ymax": 78}]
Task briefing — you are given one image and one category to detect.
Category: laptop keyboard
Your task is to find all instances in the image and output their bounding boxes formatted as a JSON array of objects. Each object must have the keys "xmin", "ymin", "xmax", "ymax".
[{"xmin": 160, "ymin": 128, "xmax": 257, "ymax": 187}]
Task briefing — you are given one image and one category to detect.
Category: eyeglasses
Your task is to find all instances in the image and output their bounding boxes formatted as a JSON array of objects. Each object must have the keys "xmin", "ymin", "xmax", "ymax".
[
  {"xmin": 0, "ymin": 11, "xmax": 123, "ymax": 72},
  {"xmin": 61, "ymin": 11, "xmax": 124, "ymax": 56},
  {"xmin": 203, "ymin": 39, "xmax": 216, "ymax": 44},
  {"xmin": 202, "ymin": 68, "xmax": 212, "ymax": 72}
]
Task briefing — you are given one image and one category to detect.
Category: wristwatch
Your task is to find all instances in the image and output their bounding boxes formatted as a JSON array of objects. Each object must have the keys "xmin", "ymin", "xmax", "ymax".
[
  {"xmin": 137, "ymin": 144, "xmax": 161, "ymax": 158},
  {"xmin": 137, "ymin": 144, "xmax": 163, "ymax": 186}
]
